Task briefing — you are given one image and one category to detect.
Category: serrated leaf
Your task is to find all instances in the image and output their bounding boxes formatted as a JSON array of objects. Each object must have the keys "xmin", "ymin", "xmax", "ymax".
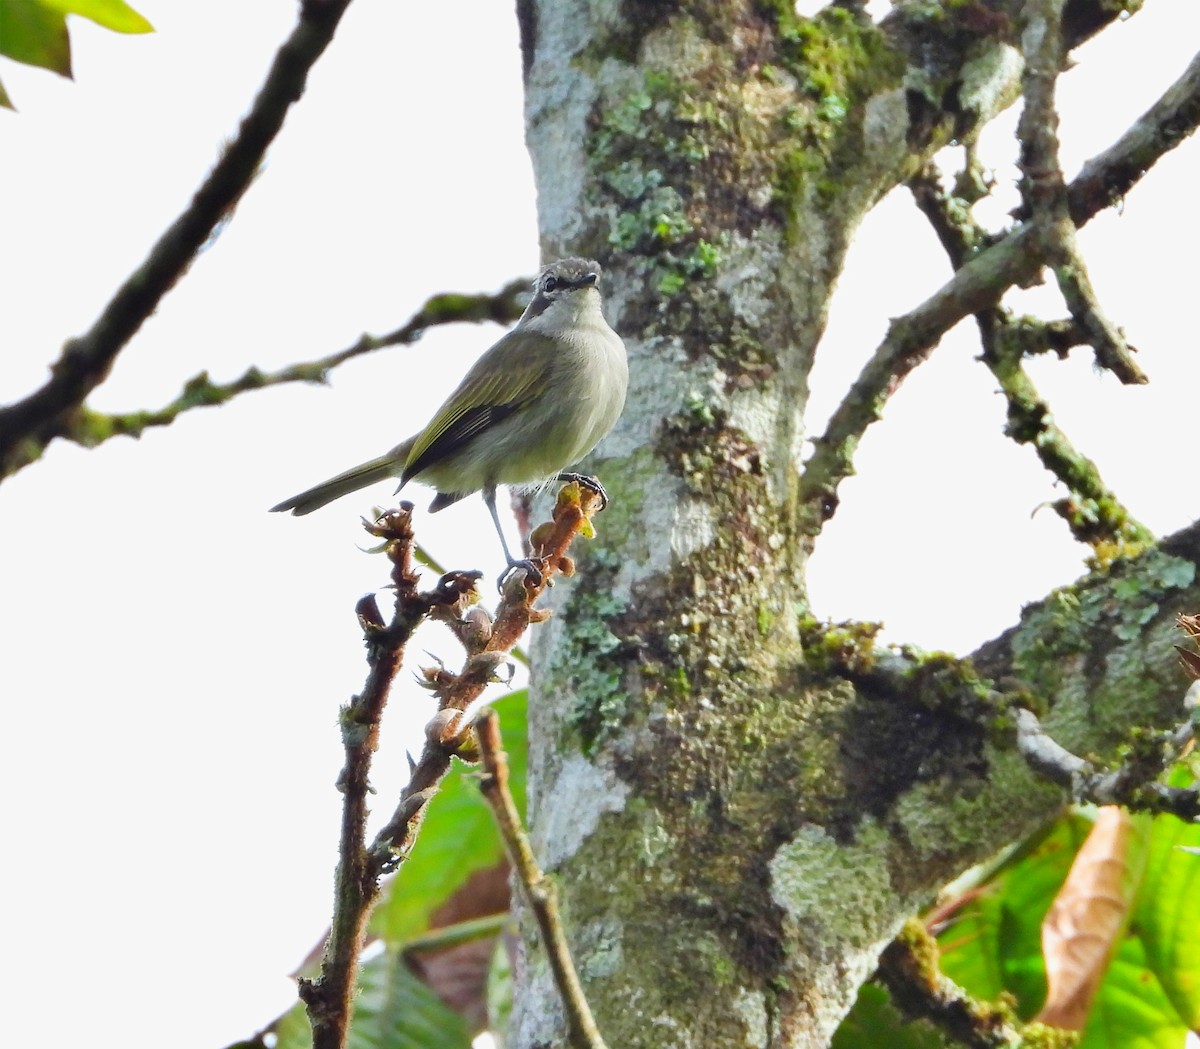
[
  {"xmin": 371, "ymin": 691, "xmax": 526, "ymax": 947},
  {"xmin": 37, "ymin": 0, "xmax": 152, "ymax": 34},
  {"xmin": 0, "ymin": 2, "xmax": 71, "ymax": 76}
]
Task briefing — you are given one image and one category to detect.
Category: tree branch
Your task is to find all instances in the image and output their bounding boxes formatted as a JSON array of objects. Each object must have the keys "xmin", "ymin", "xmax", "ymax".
[
  {"xmin": 907, "ymin": 164, "xmax": 1151, "ymax": 557},
  {"xmin": 0, "ymin": 0, "xmax": 356, "ymax": 479},
  {"xmin": 477, "ymin": 709, "xmax": 608, "ymax": 1049},
  {"xmin": 797, "ymin": 47, "xmax": 1200, "ymax": 536},
  {"xmin": 298, "ymin": 482, "xmax": 606, "ymax": 1049},
  {"xmin": 1018, "ymin": 0, "xmax": 1145, "ymax": 385},
  {"xmin": 876, "ymin": 920, "xmax": 1023, "ymax": 1049},
  {"xmin": 366, "ymin": 482, "xmax": 604, "ymax": 877},
  {"xmin": 297, "ymin": 506, "xmax": 484, "ymax": 1049},
  {"xmin": 58, "ymin": 279, "xmax": 528, "ymax": 450},
  {"xmin": 1015, "ymin": 707, "xmax": 1199, "ymax": 820}
]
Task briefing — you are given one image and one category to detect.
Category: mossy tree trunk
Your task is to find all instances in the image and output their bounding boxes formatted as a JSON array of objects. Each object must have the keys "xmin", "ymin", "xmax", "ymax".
[{"xmin": 511, "ymin": 2, "xmax": 1195, "ymax": 1046}]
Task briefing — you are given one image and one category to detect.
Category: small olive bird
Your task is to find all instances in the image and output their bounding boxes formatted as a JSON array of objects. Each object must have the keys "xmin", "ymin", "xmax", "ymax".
[{"xmin": 270, "ymin": 258, "xmax": 628, "ymax": 579}]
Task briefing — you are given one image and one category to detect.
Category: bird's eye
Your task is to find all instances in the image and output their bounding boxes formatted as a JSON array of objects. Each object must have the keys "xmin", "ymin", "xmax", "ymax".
[{"xmin": 543, "ymin": 276, "xmax": 560, "ymax": 293}]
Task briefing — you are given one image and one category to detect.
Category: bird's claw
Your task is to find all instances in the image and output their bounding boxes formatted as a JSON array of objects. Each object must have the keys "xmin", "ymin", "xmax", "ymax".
[
  {"xmin": 498, "ymin": 558, "xmax": 544, "ymax": 593},
  {"xmin": 556, "ymin": 472, "xmax": 608, "ymax": 511}
]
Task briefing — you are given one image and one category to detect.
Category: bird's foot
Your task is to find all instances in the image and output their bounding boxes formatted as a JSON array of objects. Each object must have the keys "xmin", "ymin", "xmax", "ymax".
[
  {"xmin": 555, "ymin": 472, "xmax": 608, "ymax": 511},
  {"xmin": 498, "ymin": 557, "xmax": 544, "ymax": 593}
]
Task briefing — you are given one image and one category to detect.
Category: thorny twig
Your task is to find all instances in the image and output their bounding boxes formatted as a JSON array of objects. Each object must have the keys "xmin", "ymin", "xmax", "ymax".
[
  {"xmin": 297, "ymin": 482, "xmax": 605, "ymax": 1049},
  {"xmin": 1017, "ymin": 0, "xmax": 1145, "ymax": 385}
]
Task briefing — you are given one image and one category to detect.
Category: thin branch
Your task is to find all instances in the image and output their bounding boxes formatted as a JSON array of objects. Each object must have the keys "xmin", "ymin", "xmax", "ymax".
[
  {"xmin": 366, "ymin": 482, "xmax": 603, "ymax": 877},
  {"xmin": 58, "ymin": 280, "xmax": 528, "ymax": 451},
  {"xmin": 0, "ymin": 0, "xmax": 357, "ymax": 479},
  {"xmin": 297, "ymin": 482, "xmax": 606, "ymax": 1049},
  {"xmin": 477, "ymin": 709, "xmax": 609, "ymax": 1049},
  {"xmin": 298, "ymin": 506, "xmax": 484, "ymax": 1049},
  {"xmin": 908, "ymin": 165, "xmax": 1151, "ymax": 556},
  {"xmin": 797, "ymin": 47, "xmax": 1200, "ymax": 537},
  {"xmin": 1018, "ymin": 0, "xmax": 1145, "ymax": 385},
  {"xmin": 1015, "ymin": 708, "xmax": 1199, "ymax": 820}
]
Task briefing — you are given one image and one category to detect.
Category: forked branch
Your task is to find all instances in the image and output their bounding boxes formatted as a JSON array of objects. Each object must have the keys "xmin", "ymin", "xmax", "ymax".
[{"xmin": 298, "ymin": 482, "xmax": 605, "ymax": 1049}]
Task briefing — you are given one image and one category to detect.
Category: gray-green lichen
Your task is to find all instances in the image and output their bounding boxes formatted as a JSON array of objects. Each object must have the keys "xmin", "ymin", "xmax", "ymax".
[{"xmin": 770, "ymin": 821, "xmax": 898, "ymax": 949}]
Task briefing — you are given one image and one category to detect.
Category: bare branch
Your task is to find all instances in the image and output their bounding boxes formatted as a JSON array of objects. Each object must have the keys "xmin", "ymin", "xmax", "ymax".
[
  {"xmin": 297, "ymin": 482, "xmax": 606, "ymax": 1049},
  {"xmin": 297, "ymin": 506, "xmax": 484, "ymax": 1049},
  {"xmin": 1015, "ymin": 707, "xmax": 1199, "ymax": 820},
  {"xmin": 477, "ymin": 709, "xmax": 609, "ymax": 1049},
  {"xmin": 797, "ymin": 47, "xmax": 1200, "ymax": 537},
  {"xmin": 0, "ymin": 0, "xmax": 356, "ymax": 480},
  {"xmin": 366, "ymin": 482, "xmax": 605, "ymax": 876},
  {"xmin": 1018, "ymin": 0, "xmax": 1145, "ymax": 385},
  {"xmin": 59, "ymin": 279, "xmax": 528, "ymax": 450}
]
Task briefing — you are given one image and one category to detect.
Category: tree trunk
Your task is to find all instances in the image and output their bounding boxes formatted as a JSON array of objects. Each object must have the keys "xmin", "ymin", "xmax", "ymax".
[{"xmin": 511, "ymin": 2, "xmax": 1190, "ymax": 1046}]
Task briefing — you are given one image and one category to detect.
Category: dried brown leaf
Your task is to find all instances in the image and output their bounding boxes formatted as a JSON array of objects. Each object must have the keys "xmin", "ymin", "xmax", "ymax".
[{"xmin": 1036, "ymin": 806, "xmax": 1133, "ymax": 1030}]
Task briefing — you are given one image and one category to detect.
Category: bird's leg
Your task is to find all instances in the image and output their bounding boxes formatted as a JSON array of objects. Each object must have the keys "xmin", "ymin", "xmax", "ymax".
[
  {"xmin": 484, "ymin": 485, "xmax": 543, "ymax": 589},
  {"xmin": 553, "ymin": 471, "xmax": 608, "ymax": 511}
]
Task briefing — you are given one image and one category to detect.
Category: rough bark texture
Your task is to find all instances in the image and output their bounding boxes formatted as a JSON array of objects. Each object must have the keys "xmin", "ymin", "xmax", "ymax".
[{"xmin": 513, "ymin": 2, "xmax": 1179, "ymax": 1047}]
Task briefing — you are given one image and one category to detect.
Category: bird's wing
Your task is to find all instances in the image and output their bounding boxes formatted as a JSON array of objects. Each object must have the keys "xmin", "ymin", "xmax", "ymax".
[{"xmin": 401, "ymin": 330, "xmax": 555, "ymax": 483}]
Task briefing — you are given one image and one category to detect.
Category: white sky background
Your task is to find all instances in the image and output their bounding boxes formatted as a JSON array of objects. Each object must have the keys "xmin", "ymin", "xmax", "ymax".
[{"xmin": 0, "ymin": 2, "xmax": 1197, "ymax": 1047}]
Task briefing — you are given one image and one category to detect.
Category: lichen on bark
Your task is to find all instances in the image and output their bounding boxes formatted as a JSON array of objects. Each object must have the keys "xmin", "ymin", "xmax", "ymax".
[{"xmin": 511, "ymin": 2, "xmax": 1191, "ymax": 1046}]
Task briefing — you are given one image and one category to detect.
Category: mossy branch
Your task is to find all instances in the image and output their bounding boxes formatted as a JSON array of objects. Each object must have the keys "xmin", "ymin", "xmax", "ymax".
[
  {"xmin": 58, "ymin": 279, "xmax": 527, "ymax": 450},
  {"xmin": 907, "ymin": 165, "xmax": 1151, "ymax": 560},
  {"xmin": 797, "ymin": 48, "xmax": 1200, "ymax": 539},
  {"xmin": 1015, "ymin": 708, "xmax": 1198, "ymax": 820},
  {"xmin": 876, "ymin": 919, "xmax": 1025, "ymax": 1049}
]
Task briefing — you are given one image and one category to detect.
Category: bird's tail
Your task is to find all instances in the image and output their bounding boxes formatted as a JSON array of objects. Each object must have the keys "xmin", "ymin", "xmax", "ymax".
[{"xmin": 269, "ymin": 455, "xmax": 400, "ymax": 516}]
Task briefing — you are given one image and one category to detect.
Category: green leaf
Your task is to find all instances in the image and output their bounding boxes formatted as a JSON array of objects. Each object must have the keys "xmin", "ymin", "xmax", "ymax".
[
  {"xmin": 0, "ymin": 75, "xmax": 13, "ymax": 109},
  {"xmin": 0, "ymin": 2, "xmax": 71, "ymax": 76},
  {"xmin": 36, "ymin": 0, "xmax": 152, "ymax": 34},
  {"xmin": 1131, "ymin": 768, "xmax": 1200, "ymax": 1028},
  {"xmin": 272, "ymin": 1000, "xmax": 313, "ymax": 1049},
  {"xmin": 349, "ymin": 952, "xmax": 472, "ymax": 1049},
  {"xmin": 271, "ymin": 952, "xmax": 473, "ymax": 1049},
  {"xmin": 935, "ymin": 796, "xmax": 1200, "ymax": 1046},
  {"xmin": 370, "ymin": 691, "xmax": 527, "ymax": 947},
  {"xmin": 939, "ymin": 812, "xmax": 1095, "ymax": 1015},
  {"xmin": 1080, "ymin": 933, "xmax": 1188, "ymax": 1049},
  {"xmin": 833, "ymin": 983, "xmax": 949, "ymax": 1049}
]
